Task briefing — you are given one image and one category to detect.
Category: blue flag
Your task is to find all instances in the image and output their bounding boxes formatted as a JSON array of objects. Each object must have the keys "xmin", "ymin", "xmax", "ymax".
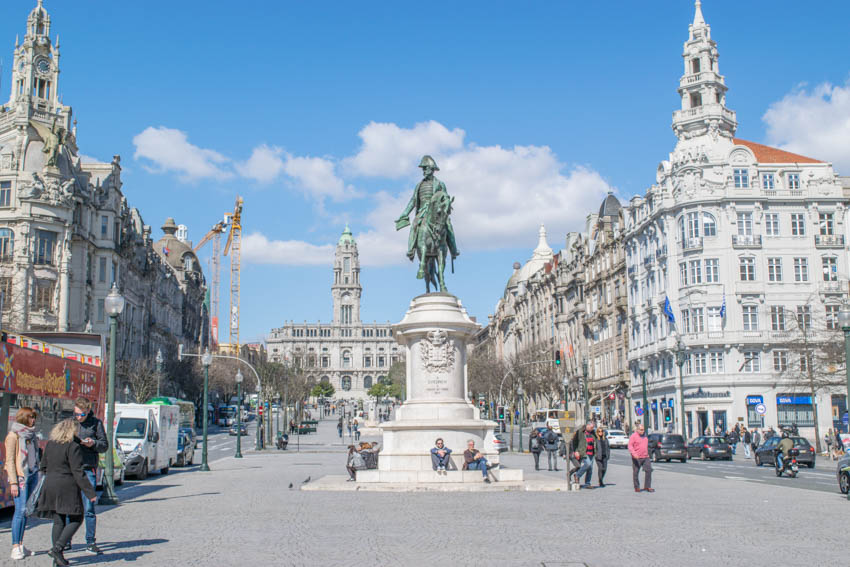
[
  {"xmin": 720, "ymin": 292, "xmax": 726, "ymax": 319},
  {"xmin": 663, "ymin": 296, "xmax": 676, "ymax": 324}
]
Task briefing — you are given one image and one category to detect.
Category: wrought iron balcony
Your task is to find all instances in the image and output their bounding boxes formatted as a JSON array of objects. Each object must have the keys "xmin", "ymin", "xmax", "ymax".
[
  {"xmin": 814, "ymin": 234, "xmax": 845, "ymax": 248},
  {"xmin": 731, "ymin": 234, "xmax": 762, "ymax": 248}
]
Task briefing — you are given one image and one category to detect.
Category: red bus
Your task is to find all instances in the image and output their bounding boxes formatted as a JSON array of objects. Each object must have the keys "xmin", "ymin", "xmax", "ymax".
[{"xmin": 0, "ymin": 332, "xmax": 106, "ymax": 509}]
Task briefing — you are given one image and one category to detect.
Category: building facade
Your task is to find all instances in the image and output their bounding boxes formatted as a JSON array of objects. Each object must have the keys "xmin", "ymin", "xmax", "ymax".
[
  {"xmin": 0, "ymin": 2, "xmax": 206, "ymax": 359},
  {"xmin": 266, "ymin": 227, "xmax": 402, "ymax": 400},
  {"xmin": 623, "ymin": 1, "xmax": 848, "ymax": 441}
]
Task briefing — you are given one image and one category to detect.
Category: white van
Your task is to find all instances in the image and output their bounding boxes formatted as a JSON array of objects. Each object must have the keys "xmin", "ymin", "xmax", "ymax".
[{"xmin": 113, "ymin": 403, "xmax": 180, "ymax": 479}]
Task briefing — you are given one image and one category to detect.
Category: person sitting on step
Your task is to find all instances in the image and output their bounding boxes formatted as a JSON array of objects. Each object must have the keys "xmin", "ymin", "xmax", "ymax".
[
  {"xmin": 462, "ymin": 439, "xmax": 491, "ymax": 483},
  {"xmin": 430, "ymin": 438, "xmax": 452, "ymax": 473}
]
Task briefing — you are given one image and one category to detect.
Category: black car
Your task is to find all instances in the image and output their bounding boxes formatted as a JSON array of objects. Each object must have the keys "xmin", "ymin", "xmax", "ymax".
[
  {"xmin": 176, "ymin": 432, "xmax": 195, "ymax": 466},
  {"xmin": 648, "ymin": 433, "xmax": 687, "ymax": 463},
  {"xmin": 180, "ymin": 426, "xmax": 198, "ymax": 449},
  {"xmin": 754, "ymin": 436, "xmax": 816, "ymax": 468},
  {"xmin": 687, "ymin": 436, "xmax": 732, "ymax": 460}
]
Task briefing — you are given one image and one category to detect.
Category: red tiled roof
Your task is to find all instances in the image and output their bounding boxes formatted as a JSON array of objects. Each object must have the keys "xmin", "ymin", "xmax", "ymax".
[{"xmin": 733, "ymin": 138, "xmax": 822, "ymax": 164}]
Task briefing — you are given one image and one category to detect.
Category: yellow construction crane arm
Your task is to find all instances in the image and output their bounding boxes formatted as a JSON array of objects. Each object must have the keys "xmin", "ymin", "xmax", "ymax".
[
  {"xmin": 223, "ymin": 196, "xmax": 243, "ymax": 256},
  {"xmin": 193, "ymin": 221, "xmax": 226, "ymax": 253}
]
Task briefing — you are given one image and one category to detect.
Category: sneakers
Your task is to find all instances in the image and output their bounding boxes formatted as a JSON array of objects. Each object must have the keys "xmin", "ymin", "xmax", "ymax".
[
  {"xmin": 10, "ymin": 547, "xmax": 24, "ymax": 560},
  {"xmin": 483, "ymin": 477, "xmax": 491, "ymax": 484},
  {"xmin": 86, "ymin": 544, "xmax": 103, "ymax": 555},
  {"xmin": 63, "ymin": 542, "xmax": 71, "ymax": 551}
]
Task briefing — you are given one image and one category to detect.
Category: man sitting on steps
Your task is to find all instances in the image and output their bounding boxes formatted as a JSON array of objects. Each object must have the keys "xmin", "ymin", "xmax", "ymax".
[
  {"xmin": 462, "ymin": 440, "xmax": 491, "ymax": 483},
  {"xmin": 430, "ymin": 438, "xmax": 452, "ymax": 473}
]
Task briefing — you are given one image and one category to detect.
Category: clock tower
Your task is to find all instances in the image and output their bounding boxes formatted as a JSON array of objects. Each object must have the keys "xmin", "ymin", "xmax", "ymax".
[
  {"xmin": 9, "ymin": 0, "xmax": 61, "ymax": 113},
  {"xmin": 332, "ymin": 225, "xmax": 362, "ymax": 327}
]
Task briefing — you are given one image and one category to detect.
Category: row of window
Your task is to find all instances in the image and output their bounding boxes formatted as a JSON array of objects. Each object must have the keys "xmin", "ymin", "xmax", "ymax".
[
  {"xmin": 733, "ymin": 169, "xmax": 801, "ymax": 191},
  {"xmin": 321, "ymin": 375, "xmax": 387, "ymax": 391},
  {"xmin": 289, "ymin": 327, "xmax": 392, "ymax": 338},
  {"xmin": 738, "ymin": 255, "xmax": 838, "ymax": 282}
]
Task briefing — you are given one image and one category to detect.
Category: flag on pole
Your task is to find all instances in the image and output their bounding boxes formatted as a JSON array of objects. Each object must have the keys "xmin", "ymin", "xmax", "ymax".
[
  {"xmin": 720, "ymin": 291, "xmax": 726, "ymax": 319},
  {"xmin": 663, "ymin": 296, "xmax": 676, "ymax": 325}
]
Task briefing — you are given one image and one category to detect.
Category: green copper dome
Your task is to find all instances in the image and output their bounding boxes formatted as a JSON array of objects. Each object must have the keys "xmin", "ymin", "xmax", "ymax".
[{"xmin": 338, "ymin": 224, "xmax": 356, "ymax": 246}]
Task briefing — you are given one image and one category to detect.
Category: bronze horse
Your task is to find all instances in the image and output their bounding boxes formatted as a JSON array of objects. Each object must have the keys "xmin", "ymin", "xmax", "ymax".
[{"xmin": 415, "ymin": 191, "xmax": 454, "ymax": 293}]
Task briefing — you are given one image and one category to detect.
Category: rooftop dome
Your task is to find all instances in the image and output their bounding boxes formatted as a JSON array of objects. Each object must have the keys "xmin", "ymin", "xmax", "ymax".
[
  {"xmin": 338, "ymin": 224, "xmax": 356, "ymax": 246},
  {"xmin": 156, "ymin": 218, "xmax": 201, "ymax": 274},
  {"xmin": 598, "ymin": 191, "xmax": 621, "ymax": 219},
  {"xmin": 513, "ymin": 224, "xmax": 554, "ymax": 285}
]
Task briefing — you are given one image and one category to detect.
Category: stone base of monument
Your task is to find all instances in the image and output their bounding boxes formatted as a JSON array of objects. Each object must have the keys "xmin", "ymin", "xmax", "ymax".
[{"xmin": 354, "ymin": 293, "xmax": 522, "ymax": 487}]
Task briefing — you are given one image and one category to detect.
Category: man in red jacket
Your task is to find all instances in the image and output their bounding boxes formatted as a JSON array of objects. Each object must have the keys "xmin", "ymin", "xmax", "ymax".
[{"xmin": 628, "ymin": 423, "xmax": 653, "ymax": 493}]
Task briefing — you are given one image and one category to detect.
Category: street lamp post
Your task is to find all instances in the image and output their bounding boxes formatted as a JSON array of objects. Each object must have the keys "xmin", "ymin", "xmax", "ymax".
[
  {"xmin": 674, "ymin": 333, "xmax": 687, "ymax": 438},
  {"xmin": 562, "ymin": 376, "xmax": 569, "ymax": 413},
  {"xmin": 99, "ymin": 283, "xmax": 124, "ymax": 505},
  {"xmin": 155, "ymin": 348, "xmax": 163, "ymax": 398},
  {"xmin": 234, "ymin": 369, "xmax": 243, "ymax": 458},
  {"xmin": 582, "ymin": 359, "xmax": 589, "ymax": 422},
  {"xmin": 638, "ymin": 359, "xmax": 649, "ymax": 430},
  {"xmin": 517, "ymin": 385, "xmax": 524, "ymax": 453},
  {"xmin": 838, "ymin": 306, "xmax": 850, "ymax": 501},
  {"xmin": 200, "ymin": 349, "xmax": 212, "ymax": 471}
]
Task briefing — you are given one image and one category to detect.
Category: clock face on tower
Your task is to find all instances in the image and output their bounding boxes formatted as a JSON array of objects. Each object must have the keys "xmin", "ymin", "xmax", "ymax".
[{"xmin": 35, "ymin": 57, "xmax": 50, "ymax": 75}]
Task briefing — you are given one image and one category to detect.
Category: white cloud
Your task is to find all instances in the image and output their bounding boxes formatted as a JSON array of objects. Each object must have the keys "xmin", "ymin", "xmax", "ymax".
[
  {"xmin": 242, "ymin": 232, "xmax": 334, "ymax": 266},
  {"xmin": 343, "ymin": 120, "xmax": 465, "ymax": 178},
  {"xmin": 763, "ymin": 80, "xmax": 850, "ymax": 172},
  {"xmin": 132, "ymin": 126, "xmax": 232, "ymax": 182},
  {"xmin": 78, "ymin": 154, "xmax": 103, "ymax": 164},
  {"xmin": 283, "ymin": 155, "xmax": 350, "ymax": 200},
  {"xmin": 235, "ymin": 144, "xmax": 285, "ymax": 183}
]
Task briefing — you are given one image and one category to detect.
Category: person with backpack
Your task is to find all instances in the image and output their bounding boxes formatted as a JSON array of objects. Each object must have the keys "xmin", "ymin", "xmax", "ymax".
[
  {"xmin": 542, "ymin": 424, "xmax": 560, "ymax": 471},
  {"xmin": 529, "ymin": 430, "xmax": 543, "ymax": 471}
]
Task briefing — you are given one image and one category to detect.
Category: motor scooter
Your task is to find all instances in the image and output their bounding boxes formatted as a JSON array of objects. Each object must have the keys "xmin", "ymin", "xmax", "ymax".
[{"xmin": 774, "ymin": 448, "xmax": 799, "ymax": 478}]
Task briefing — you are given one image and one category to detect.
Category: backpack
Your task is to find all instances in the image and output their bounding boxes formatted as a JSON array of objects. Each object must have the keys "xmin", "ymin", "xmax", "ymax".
[{"xmin": 531, "ymin": 437, "xmax": 541, "ymax": 450}]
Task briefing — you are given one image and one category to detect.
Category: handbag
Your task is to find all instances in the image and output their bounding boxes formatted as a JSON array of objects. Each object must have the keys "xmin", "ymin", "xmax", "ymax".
[{"xmin": 25, "ymin": 474, "xmax": 44, "ymax": 517}]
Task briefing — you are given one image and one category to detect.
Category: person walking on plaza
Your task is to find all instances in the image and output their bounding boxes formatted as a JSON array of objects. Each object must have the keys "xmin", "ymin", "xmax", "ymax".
[
  {"xmin": 463, "ymin": 440, "xmax": 491, "ymax": 483},
  {"xmin": 751, "ymin": 428, "xmax": 761, "ymax": 453},
  {"xmin": 337, "ymin": 418, "xmax": 343, "ymax": 439},
  {"xmin": 529, "ymin": 429, "xmax": 543, "ymax": 471},
  {"xmin": 570, "ymin": 422, "xmax": 595, "ymax": 488},
  {"xmin": 742, "ymin": 427, "xmax": 752, "ymax": 458},
  {"xmin": 727, "ymin": 428, "xmax": 739, "ymax": 455},
  {"xmin": 37, "ymin": 419, "xmax": 97, "ymax": 567},
  {"xmin": 71, "ymin": 397, "xmax": 106, "ymax": 555},
  {"xmin": 353, "ymin": 419, "xmax": 360, "ymax": 442},
  {"xmin": 594, "ymin": 427, "xmax": 610, "ymax": 487},
  {"xmin": 629, "ymin": 423, "xmax": 653, "ymax": 493},
  {"xmin": 825, "ymin": 429, "xmax": 834, "ymax": 458},
  {"xmin": 430, "ymin": 438, "xmax": 452, "ymax": 472},
  {"xmin": 542, "ymin": 424, "xmax": 559, "ymax": 471},
  {"xmin": 5, "ymin": 407, "xmax": 40, "ymax": 561}
]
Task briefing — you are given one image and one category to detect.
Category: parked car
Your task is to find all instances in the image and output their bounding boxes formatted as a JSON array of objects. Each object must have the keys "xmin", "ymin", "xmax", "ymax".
[
  {"xmin": 648, "ymin": 433, "xmax": 687, "ymax": 462},
  {"xmin": 754, "ymin": 436, "xmax": 816, "ymax": 468},
  {"xmin": 229, "ymin": 423, "xmax": 248, "ymax": 436},
  {"xmin": 492, "ymin": 433, "xmax": 508, "ymax": 453},
  {"xmin": 836, "ymin": 453, "xmax": 850, "ymax": 494},
  {"xmin": 176, "ymin": 432, "xmax": 195, "ymax": 466},
  {"xmin": 180, "ymin": 426, "xmax": 198, "ymax": 449},
  {"xmin": 687, "ymin": 436, "xmax": 732, "ymax": 460},
  {"xmin": 606, "ymin": 429, "xmax": 628, "ymax": 449}
]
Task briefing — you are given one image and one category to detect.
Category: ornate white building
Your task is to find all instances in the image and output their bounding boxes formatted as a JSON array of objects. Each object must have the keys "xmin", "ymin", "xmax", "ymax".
[
  {"xmin": 0, "ymin": 1, "xmax": 206, "ymax": 358},
  {"xmin": 266, "ymin": 226, "xmax": 402, "ymax": 399},
  {"xmin": 624, "ymin": 1, "xmax": 848, "ymax": 440}
]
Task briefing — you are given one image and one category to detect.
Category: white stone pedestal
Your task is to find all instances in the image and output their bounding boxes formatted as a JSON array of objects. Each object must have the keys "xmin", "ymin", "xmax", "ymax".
[{"xmin": 358, "ymin": 293, "xmax": 521, "ymax": 484}]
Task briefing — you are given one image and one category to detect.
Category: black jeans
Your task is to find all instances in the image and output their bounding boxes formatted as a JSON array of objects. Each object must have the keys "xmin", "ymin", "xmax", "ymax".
[
  {"xmin": 52, "ymin": 513, "xmax": 83, "ymax": 550},
  {"xmin": 596, "ymin": 459, "xmax": 608, "ymax": 485},
  {"xmin": 531, "ymin": 451, "xmax": 541, "ymax": 469}
]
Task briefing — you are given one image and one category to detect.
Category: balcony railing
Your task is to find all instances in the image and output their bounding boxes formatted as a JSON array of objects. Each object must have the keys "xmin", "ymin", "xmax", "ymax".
[
  {"xmin": 643, "ymin": 256, "xmax": 655, "ymax": 268},
  {"xmin": 731, "ymin": 234, "xmax": 762, "ymax": 248},
  {"xmin": 815, "ymin": 234, "xmax": 845, "ymax": 248},
  {"xmin": 655, "ymin": 245, "xmax": 668, "ymax": 260},
  {"xmin": 627, "ymin": 265, "xmax": 637, "ymax": 277},
  {"xmin": 680, "ymin": 237, "xmax": 703, "ymax": 252},
  {"xmin": 819, "ymin": 280, "xmax": 846, "ymax": 294}
]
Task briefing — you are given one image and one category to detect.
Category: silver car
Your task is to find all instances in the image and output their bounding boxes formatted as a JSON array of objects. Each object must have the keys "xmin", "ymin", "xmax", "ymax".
[
  {"xmin": 607, "ymin": 429, "xmax": 629, "ymax": 449},
  {"xmin": 837, "ymin": 453, "xmax": 850, "ymax": 494}
]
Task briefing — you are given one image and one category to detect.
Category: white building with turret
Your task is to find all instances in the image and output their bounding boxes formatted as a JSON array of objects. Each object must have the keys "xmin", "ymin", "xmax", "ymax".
[
  {"xmin": 624, "ymin": 1, "xmax": 848, "ymax": 442},
  {"xmin": 266, "ymin": 226, "xmax": 402, "ymax": 400}
]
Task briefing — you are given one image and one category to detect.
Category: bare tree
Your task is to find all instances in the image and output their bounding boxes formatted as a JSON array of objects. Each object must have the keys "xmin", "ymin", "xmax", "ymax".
[{"xmin": 117, "ymin": 358, "xmax": 158, "ymax": 404}]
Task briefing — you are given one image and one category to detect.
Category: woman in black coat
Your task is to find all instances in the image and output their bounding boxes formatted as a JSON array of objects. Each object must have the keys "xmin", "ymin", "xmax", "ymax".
[
  {"xmin": 37, "ymin": 418, "xmax": 96, "ymax": 566},
  {"xmin": 528, "ymin": 430, "xmax": 543, "ymax": 470},
  {"xmin": 594, "ymin": 428, "xmax": 611, "ymax": 487}
]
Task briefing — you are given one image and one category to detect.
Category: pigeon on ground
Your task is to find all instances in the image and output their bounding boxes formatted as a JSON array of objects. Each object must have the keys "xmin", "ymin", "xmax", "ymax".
[
  {"xmin": 288, "ymin": 483, "xmax": 293, "ymax": 489},
  {"xmin": 302, "ymin": 476, "xmax": 311, "ymax": 484}
]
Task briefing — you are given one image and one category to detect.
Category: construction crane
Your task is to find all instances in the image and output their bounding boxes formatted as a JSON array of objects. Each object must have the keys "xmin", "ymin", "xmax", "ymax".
[
  {"xmin": 223, "ymin": 196, "xmax": 243, "ymax": 356},
  {"xmin": 194, "ymin": 218, "xmax": 229, "ymax": 349}
]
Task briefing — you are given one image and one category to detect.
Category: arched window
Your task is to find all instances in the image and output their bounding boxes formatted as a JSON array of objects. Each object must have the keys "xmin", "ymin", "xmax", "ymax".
[
  {"xmin": 378, "ymin": 375, "xmax": 389, "ymax": 385},
  {"xmin": 0, "ymin": 228, "xmax": 14, "ymax": 259},
  {"xmin": 341, "ymin": 376, "xmax": 352, "ymax": 391},
  {"xmin": 320, "ymin": 375, "xmax": 330, "ymax": 384},
  {"xmin": 703, "ymin": 212, "xmax": 717, "ymax": 237},
  {"xmin": 342, "ymin": 350, "xmax": 351, "ymax": 368},
  {"xmin": 363, "ymin": 376, "xmax": 373, "ymax": 389},
  {"xmin": 183, "ymin": 254, "xmax": 193, "ymax": 271}
]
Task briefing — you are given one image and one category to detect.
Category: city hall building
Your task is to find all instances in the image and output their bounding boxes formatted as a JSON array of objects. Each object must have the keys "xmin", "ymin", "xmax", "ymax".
[{"xmin": 266, "ymin": 226, "xmax": 402, "ymax": 400}]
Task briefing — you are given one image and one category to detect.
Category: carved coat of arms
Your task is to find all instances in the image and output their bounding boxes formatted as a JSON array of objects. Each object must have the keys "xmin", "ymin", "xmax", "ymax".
[{"xmin": 420, "ymin": 330, "xmax": 455, "ymax": 373}]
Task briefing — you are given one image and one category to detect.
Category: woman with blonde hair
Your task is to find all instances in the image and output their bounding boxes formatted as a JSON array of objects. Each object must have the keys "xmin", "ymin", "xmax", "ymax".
[
  {"xmin": 4, "ymin": 407, "xmax": 39, "ymax": 560},
  {"xmin": 36, "ymin": 419, "xmax": 96, "ymax": 566}
]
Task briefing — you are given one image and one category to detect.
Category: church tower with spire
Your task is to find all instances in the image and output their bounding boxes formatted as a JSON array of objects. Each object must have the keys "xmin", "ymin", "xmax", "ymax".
[
  {"xmin": 9, "ymin": 0, "xmax": 63, "ymax": 114},
  {"xmin": 332, "ymin": 225, "xmax": 362, "ymax": 328},
  {"xmin": 671, "ymin": 0, "xmax": 737, "ymax": 142}
]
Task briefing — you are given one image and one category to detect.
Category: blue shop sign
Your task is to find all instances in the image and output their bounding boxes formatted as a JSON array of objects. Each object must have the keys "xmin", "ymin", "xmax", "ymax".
[
  {"xmin": 651, "ymin": 401, "xmax": 658, "ymax": 410},
  {"xmin": 746, "ymin": 395, "xmax": 764, "ymax": 405},
  {"xmin": 776, "ymin": 395, "xmax": 812, "ymax": 405},
  {"xmin": 668, "ymin": 399, "xmax": 675, "ymax": 408}
]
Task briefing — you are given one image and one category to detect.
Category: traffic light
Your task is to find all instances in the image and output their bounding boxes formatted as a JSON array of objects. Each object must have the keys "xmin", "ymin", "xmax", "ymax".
[
  {"xmin": 497, "ymin": 405, "xmax": 505, "ymax": 421},
  {"xmin": 663, "ymin": 408, "xmax": 672, "ymax": 423},
  {"xmin": 555, "ymin": 350, "xmax": 561, "ymax": 365}
]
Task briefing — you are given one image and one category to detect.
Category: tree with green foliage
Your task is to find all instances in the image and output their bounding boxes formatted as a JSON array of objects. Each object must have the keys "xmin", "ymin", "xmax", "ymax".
[{"xmin": 311, "ymin": 381, "xmax": 336, "ymax": 399}]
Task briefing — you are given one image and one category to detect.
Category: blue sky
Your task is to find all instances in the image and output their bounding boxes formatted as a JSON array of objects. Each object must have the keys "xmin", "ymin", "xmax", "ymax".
[{"xmin": 3, "ymin": 1, "xmax": 849, "ymax": 343}]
